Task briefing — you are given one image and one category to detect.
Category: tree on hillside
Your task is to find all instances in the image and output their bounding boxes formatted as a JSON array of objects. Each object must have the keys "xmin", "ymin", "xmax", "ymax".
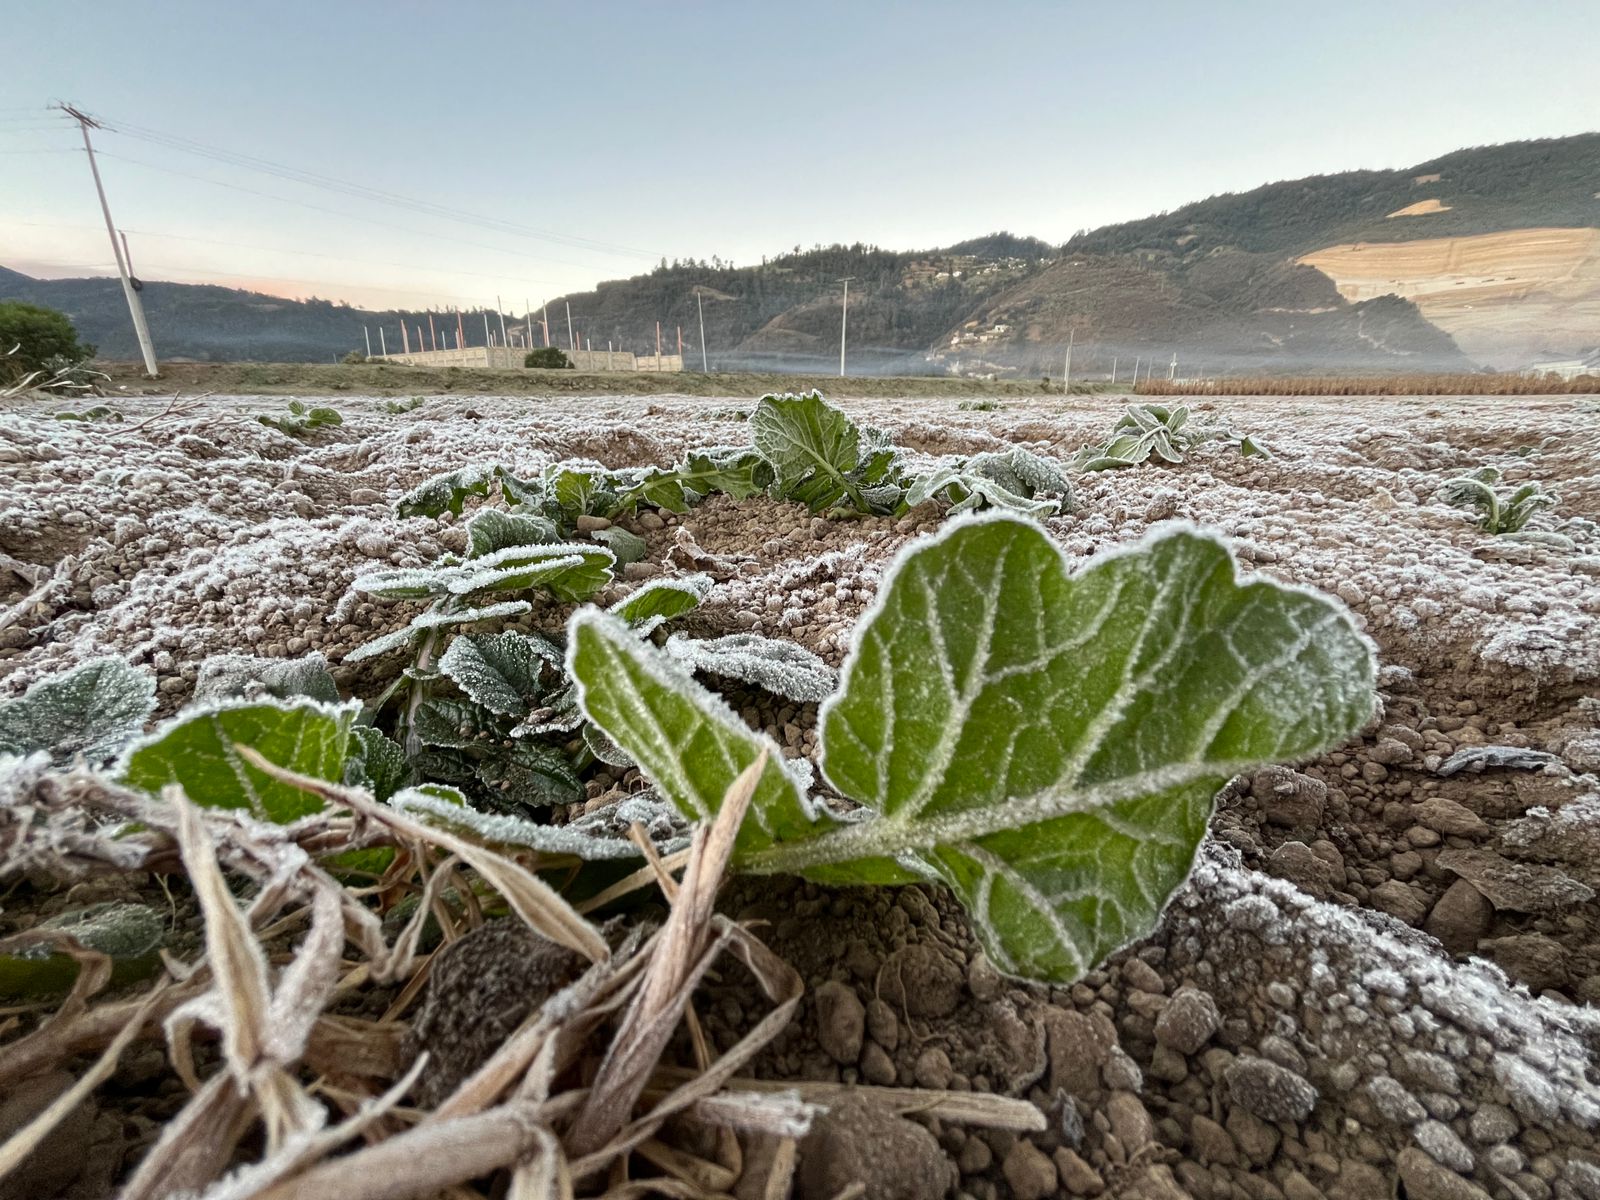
[{"xmin": 0, "ymin": 301, "xmax": 95, "ymax": 377}]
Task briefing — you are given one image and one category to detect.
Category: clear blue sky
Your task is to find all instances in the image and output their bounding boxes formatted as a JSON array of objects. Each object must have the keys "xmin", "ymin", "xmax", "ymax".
[{"xmin": 3, "ymin": 0, "xmax": 1596, "ymax": 311}]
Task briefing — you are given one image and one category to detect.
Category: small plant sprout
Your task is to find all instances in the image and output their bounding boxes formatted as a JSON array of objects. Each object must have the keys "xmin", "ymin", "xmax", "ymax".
[
  {"xmin": 1072, "ymin": 403, "xmax": 1268, "ymax": 470},
  {"xmin": 568, "ymin": 514, "xmax": 1374, "ymax": 984},
  {"xmin": 1438, "ymin": 466, "xmax": 1561, "ymax": 538},
  {"xmin": 907, "ymin": 446, "xmax": 1073, "ymax": 517},
  {"xmin": 257, "ymin": 399, "xmax": 344, "ymax": 435}
]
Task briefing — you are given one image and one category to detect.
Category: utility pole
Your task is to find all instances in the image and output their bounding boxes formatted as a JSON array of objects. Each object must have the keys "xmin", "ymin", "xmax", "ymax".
[
  {"xmin": 428, "ymin": 312, "xmax": 437, "ymax": 351},
  {"xmin": 363, "ymin": 326, "xmax": 372, "ymax": 358},
  {"xmin": 496, "ymin": 295, "xmax": 508, "ymax": 349},
  {"xmin": 695, "ymin": 289, "xmax": 708, "ymax": 372},
  {"xmin": 542, "ymin": 304, "xmax": 550, "ymax": 348},
  {"xmin": 1062, "ymin": 327, "xmax": 1075, "ymax": 395},
  {"xmin": 837, "ymin": 277, "xmax": 855, "ymax": 377},
  {"xmin": 1109, "ymin": 355, "xmax": 1118, "ymax": 385},
  {"xmin": 1168, "ymin": 352, "xmax": 1178, "ymax": 381},
  {"xmin": 1131, "ymin": 356, "xmax": 1141, "ymax": 387},
  {"xmin": 58, "ymin": 104, "xmax": 158, "ymax": 376},
  {"xmin": 565, "ymin": 302, "xmax": 575, "ymax": 352},
  {"xmin": 482, "ymin": 311, "xmax": 491, "ymax": 351},
  {"xmin": 379, "ymin": 328, "xmax": 387, "ymax": 358}
]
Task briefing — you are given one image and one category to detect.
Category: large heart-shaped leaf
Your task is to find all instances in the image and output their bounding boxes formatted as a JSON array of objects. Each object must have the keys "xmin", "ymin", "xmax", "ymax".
[
  {"xmin": 570, "ymin": 516, "xmax": 1375, "ymax": 983},
  {"xmin": 466, "ymin": 509, "xmax": 561, "ymax": 558},
  {"xmin": 119, "ymin": 698, "xmax": 360, "ymax": 822}
]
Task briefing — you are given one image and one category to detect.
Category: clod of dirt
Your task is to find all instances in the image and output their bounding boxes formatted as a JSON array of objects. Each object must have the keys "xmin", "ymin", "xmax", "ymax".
[
  {"xmin": 1153, "ymin": 985, "xmax": 1221, "ymax": 1055},
  {"xmin": 1435, "ymin": 847, "xmax": 1594, "ymax": 911},
  {"xmin": 1423, "ymin": 877, "xmax": 1494, "ymax": 953},
  {"xmin": 876, "ymin": 942, "xmax": 963, "ymax": 1019},
  {"xmin": 0, "ymin": 1070, "xmax": 95, "ymax": 1200},
  {"xmin": 406, "ymin": 919, "xmax": 583, "ymax": 1107},
  {"xmin": 812, "ymin": 979, "xmax": 865, "ymax": 1065},
  {"xmin": 1254, "ymin": 765, "xmax": 1328, "ymax": 828},
  {"xmin": 795, "ymin": 1094, "xmax": 955, "ymax": 1200}
]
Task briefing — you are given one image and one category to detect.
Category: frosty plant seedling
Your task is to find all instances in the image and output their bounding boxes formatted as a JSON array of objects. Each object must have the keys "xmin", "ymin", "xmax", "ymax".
[
  {"xmin": 1438, "ymin": 466, "xmax": 1560, "ymax": 537},
  {"xmin": 257, "ymin": 399, "xmax": 344, "ymax": 435},
  {"xmin": 1072, "ymin": 403, "xmax": 1267, "ymax": 471},
  {"xmin": 569, "ymin": 515, "xmax": 1374, "ymax": 984}
]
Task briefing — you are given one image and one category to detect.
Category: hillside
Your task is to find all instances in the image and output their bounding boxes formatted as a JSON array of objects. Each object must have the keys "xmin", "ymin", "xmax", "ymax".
[{"xmin": 4, "ymin": 133, "xmax": 1596, "ymax": 375}]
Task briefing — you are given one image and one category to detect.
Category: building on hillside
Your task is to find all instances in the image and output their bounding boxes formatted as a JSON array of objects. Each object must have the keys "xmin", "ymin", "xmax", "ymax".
[{"xmin": 1524, "ymin": 353, "xmax": 1600, "ymax": 380}]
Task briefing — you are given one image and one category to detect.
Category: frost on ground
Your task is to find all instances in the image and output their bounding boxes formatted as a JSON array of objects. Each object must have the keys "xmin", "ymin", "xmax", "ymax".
[{"xmin": 2, "ymin": 389, "xmax": 1599, "ymax": 1199}]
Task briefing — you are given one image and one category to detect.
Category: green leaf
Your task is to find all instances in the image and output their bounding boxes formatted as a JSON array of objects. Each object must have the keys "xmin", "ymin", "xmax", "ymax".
[
  {"xmin": 343, "ymin": 601, "xmax": 533, "ymax": 663},
  {"xmin": 397, "ymin": 465, "xmax": 497, "ymax": 519},
  {"xmin": 0, "ymin": 658, "xmax": 156, "ymax": 765},
  {"xmin": 609, "ymin": 574, "xmax": 712, "ymax": 633},
  {"xmin": 345, "ymin": 725, "xmax": 411, "ymax": 801},
  {"xmin": 119, "ymin": 698, "xmax": 360, "ymax": 822},
  {"xmin": 438, "ymin": 630, "xmax": 563, "ymax": 718},
  {"xmin": 351, "ymin": 566, "xmax": 462, "ymax": 601},
  {"xmin": 672, "ymin": 449, "xmax": 770, "ymax": 501},
  {"xmin": 466, "ymin": 509, "xmax": 561, "ymax": 558},
  {"xmin": 568, "ymin": 611, "xmax": 835, "ymax": 864},
  {"xmin": 750, "ymin": 391, "xmax": 864, "ymax": 512},
  {"xmin": 663, "ymin": 632, "xmax": 836, "ymax": 703},
  {"xmin": 589, "ymin": 526, "xmax": 647, "ymax": 566},
  {"xmin": 573, "ymin": 518, "xmax": 1375, "ymax": 984},
  {"xmin": 475, "ymin": 740, "xmax": 584, "ymax": 809},
  {"xmin": 413, "ymin": 697, "xmax": 490, "ymax": 748},
  {"xmin": 448, "ymin": 543, "xmax": 614, "ymax": 602}
]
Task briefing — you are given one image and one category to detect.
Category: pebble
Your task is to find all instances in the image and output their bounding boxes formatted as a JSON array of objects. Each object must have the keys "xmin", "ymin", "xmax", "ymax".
[
  {"xmin": 1190, "ymin": 1113, "xmax": 1237, "ymax": 1165},
  {"xmin": 1367, "ymin": 1075, "xmax": 1426, "ymax": 1124},
  {"xmin": 1154, "ymin": 986, "xmax": 1221, "ymax": 1055},
  {"xmin": 1106, "ymin": 1091, "xmax": 1154, "ymax": 1155},
  {"xmin": 813, "ymin": 980, "xmax": 864, "ymax": 1065},
  {"xmin": 1052, "ymin": 1147, "xmax": 1104, "ymax": 1195},
  {"xmin": 1424, "ymin": 878, "xmax": 1493, "ymax": 954},
  {"xmin": 1415, "ymin": 1119, "xmax": 1475, "ymax": 1172},
  {"xmin": 1043, "ymin": 1008, "xmax": 1114, "ymax": 1096},
  {"xmin": 797, "ymin": 1095, "xmax": 954, "ymax": 1200},
  {"xmin": 350, "ymin": 487, "xmax": 383, "ymax": 504},
  {"xmin": 1395, "ymin": 1147, "xmax": 1492, "ymax": 1200},
  {"xmin": 1001, "ymin": 1140, "xmax": 1059, "ymax": 1200},
  {"xmin": 1415, "ymin": 797, "xmax": 1488, "ymax": 838},
  {"xmin": 1226, "ymin": 1057, "xmax": 1318, "ymax": 1123},
  {"xmin": 1255, "ymin": 765, "xmax": 1328, "ymax": 828},
  {"xmin": 1370, "ymin": 879, "xmax": 1428, "ymax": 924}
]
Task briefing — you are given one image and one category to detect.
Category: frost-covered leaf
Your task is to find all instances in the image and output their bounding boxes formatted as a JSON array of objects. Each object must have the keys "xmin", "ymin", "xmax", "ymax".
[
  {"xmin": 351, "ymin": 565, "xmax": 462, "ymax": 601},
  {"xmin": 0, "ymin": 902, "xmax": 164, "ymax": 996},
  {"xmin": 343, "ymin": 601, "xmax": 533, "ymax": 663},
  {"xmin": 617, "ymin": 467, "xmax": 693, "ymax": 514},
  {"xmin": 609, "ymin": 574, "xmax": 713, "ymax": 634},
  {"xmin": 466, "ymin": 509, "xmax": 561, "ymax": 558},
  {"xmin": 663, "ymin": 632, "xmax": 836, "ymax": 703},
  {"xmin": 575, "ymin": 517, "xmax": 1375, "ymax": 984},
  {"xmin": 0, "ymin": 658, "xmax": 156, "ymax": 765},
  {"xmin": 345, "ymin": 725, "xmax": 411, "ymax": 801},
  {"xmin": 909, "ymin": 448, "xmax": 1070, "ymax": 518},
  {"xmin": 751, "ymin": 391, "xmax": 864, "ymax": 512},
  {"xmin": 583, "ymin": 721, "xmax": 634, "ymax": 768},
  {"xmin": 194, "ymin": 652, "xmax": 340, "ymax": 705},
  {"xmin": 475, "ymin": 740, "xmax": 584, "ymax": 809},
  {"xmin": 447, "ymin": 542, "xmax": 614, "ymax": 602},
  {"xmin": 390, "ymin": 785, "xmax": 687, "ymax": 860},
  {"xmin": 397, "ymin": 465, "xmax": 498, "ymax": 519},
  {"xmin": 589, "ymin": 526, "xmax": 646, "ymax": 566},
  {"xmin": 438, "ymin": 630, "xmax": 563, "ymax": 718},
  {"xmin": 569, "ymin": 611, "xmax": 837, "ymax": 864},
  {"xmin": 413, "ymin": 697, "xmax": 489, "ymax": 748},
  {"xmin": 119, "ymin": 698, "xmax": 360, "ymax": 823},
  {"xmin": 672, "ymin": 449, "xmax": 771, "ymax": 501},
  {"xmin": 510, "ymin": 681, "xmax": 582, "ymax": 738}
]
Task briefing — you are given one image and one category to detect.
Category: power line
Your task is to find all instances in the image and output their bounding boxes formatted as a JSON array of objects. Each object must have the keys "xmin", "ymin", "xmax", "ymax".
[{"xmin": 95, "ymin": 112, "xmax": 660, "ymax": 262}]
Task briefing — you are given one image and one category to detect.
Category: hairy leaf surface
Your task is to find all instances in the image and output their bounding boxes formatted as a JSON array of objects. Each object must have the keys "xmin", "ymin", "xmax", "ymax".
[
  {"xmin": 572, "ymin": 517, "xmax": 1374, "ymax": 983},
  {"xmin": 0, "ymin": 658, "xmax": 156, "ymax": 765},
  {"xmin": 750, "ymin": 391, "xmax": 862, "ymax": 512},
  {"xmin": 119, "ymin": 698, "xmax": 359, "ymax": 822},
  {"xmin": 609, "ymin": 575, "xmax": 712, "ymax": 633},
  {"xmin": 663, "ymin": 632, "xmax": 837, "ymax": 702},
  {"xmin": 447, "ymin": 542, "xmax": 614, "ymax": 601},
  {"xmin": 466, "ymin": 509, "xmax": 561, "ymax": 558},
  {"xmin": 438, "ymin": 630, "xmax": 563, "ymax": 717}
]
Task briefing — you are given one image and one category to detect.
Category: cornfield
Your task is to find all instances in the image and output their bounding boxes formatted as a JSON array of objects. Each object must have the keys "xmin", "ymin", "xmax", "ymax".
[{"xmin": 1134, "ymin": 373, "xmax": 1600, "ymax": 396}]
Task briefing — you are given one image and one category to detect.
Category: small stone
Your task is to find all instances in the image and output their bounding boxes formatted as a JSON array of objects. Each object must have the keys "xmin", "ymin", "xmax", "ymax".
[
  {"xmin": 1190, "ymin": 1113, "xmax": 1237, "ymax": 1165},
  {"xmin": 1121, "ymin": 958, "xmax": 1164, "ymax": 994},
  {"xmin": 914, "ymin": 1046, "xmax": 954, "ymax": 1090},
  {"xmin": 1043, "ymin": 1008, "xmax": 1114, "ymax": 1096},
  {"xmin": 636, "ymin": 511, "xmax": 665, "ymax": 531},
  {"xmin": 1102, "ymin": 1046, "xmax": 1143, "ymax": 1092},
  {"xmin": 1053, "ymin": 1147, "xmax": 1104, "ymax": 1195},
  {"xmin": 1415, "ymin": 1119, "xmax": 1474, "ymax": 1172},
  {"xmin": 350, "ymin": 487, "xmax": 383, "ymax": 504},
  {"xmin": 1106, "ymin": 1091, "xmax": 1154, "ymax": 1155},
  {"xmin": 1226, "ymin": 1057, "xmax": 1318, "ymax": 1123},
  {"xmin": 1255, "ymin": 765, "xmax": 1327, "ymax": 828},
  {"xmin": 1436, "ymin": 848, "xmax": 1594, "ymax": 912},
  {"xmin": 865, "ymin": 998, "xmax": 899, "ymax": 1052},
  {"xmin": 1366, "ymin": 1075, "xmax": 1426, "ymax": 1125},
  {"xmin": 958, "ymin": 1137, "xmax": 992, "ymax": 1175},
  {"xmin": 966, "ymin": 952, "xmax": 1004, "ymax": 1002},
  {"xmin": 1370, "ymin": 879, "xmax": 1429, "ymax": 925},
  {"xmin": 1395, "ymin": 1147, "xmax": 1492, "ymax": 1200},
  {"xmin": 1269, "ymin": 841, "xmax": 1341, "ymax": 899},
  {"xmin": 622, "ymin": 561, "xmax": 661, "ymax": 581},
  {"xmin": 355, "ymin": 531, "xmax": 390, "ymax": 558},
  {"xmin": 814, "ymin": 980, "xmax": 865, "ymax": 1065},
  {"xmin": 859, "ymin": 1040, "xmax": 897, "ymax": 1086},
  {"xmin": 1483, "ymin": 933, "xmax": 1570, "ymax": 991},
  {"xmin": 1415, "ymin": 797, "xmax": 1489, "ymax": 838},
  {"xmin": 575, "ymin": 514, "xmax": 612, "ymax": 533},
  {"xmin": 1282, "ymin": 1170, "xmax": 1327, "ymax": 1200},
  {"xmin": 1154, "ymin": 986, "xmax": 1221, "ymax": 1055},
  {"xmin": 1468, "ymin": 1103, "xmax": 1518, "ymax": 1144},
  {"xmin": 1002, "ymin": 1140, "xmax": 1059, "ymax": 1200},
  {"xmin": 1225, "ymin": 1106, "xmax": 1280, "ymax": 1166},
  {"xmin": 797, "ymin": 1095, "xmax": 955, "ymax": 1200},
  {"xmin": 1425, "ymin": 878, "xmax": 1494, "ymax": 955}
]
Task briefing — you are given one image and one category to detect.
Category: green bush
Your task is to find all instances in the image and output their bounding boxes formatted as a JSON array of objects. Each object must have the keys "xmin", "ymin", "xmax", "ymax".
[
  {"xmin": 342, "ymin": 350, "xmax": 367, "ymax": 365},
  {"xmin": 525, "ymin": 347, "xmax": 573, "ymax": 370},
  {"xmin": 0, "ymin": 302, "xmax": 94, "ymax": 379}
]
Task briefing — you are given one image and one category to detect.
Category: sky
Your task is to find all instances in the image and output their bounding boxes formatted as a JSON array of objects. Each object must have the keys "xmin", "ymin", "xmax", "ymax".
[{"xmin": 3, "ymin": 0, "xmax": 1598, "ymax": 312}]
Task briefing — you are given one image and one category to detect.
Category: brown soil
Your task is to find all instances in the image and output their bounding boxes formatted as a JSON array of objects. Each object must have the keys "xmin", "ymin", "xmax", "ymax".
[{"xmin": 2, "ymin": 389, "xmax": 1598, "ymax": 1198}]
